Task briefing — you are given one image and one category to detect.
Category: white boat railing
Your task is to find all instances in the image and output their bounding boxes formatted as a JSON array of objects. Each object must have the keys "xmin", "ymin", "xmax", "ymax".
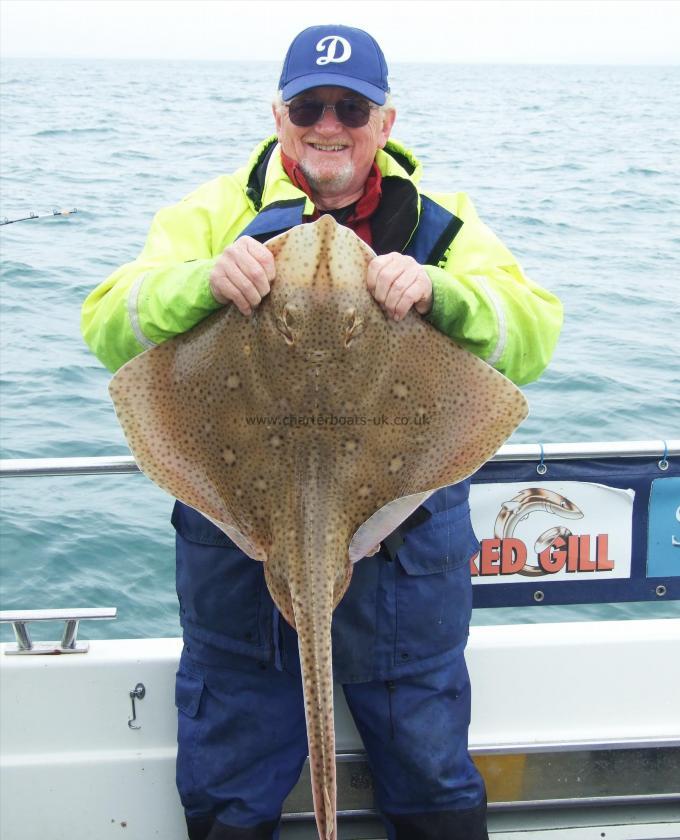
[{"xmin": 1, "ymin": 439, "xmax": 678, "ymax": 477}]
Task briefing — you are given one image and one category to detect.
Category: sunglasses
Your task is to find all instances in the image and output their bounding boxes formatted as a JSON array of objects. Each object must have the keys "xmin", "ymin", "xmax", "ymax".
[{"xmin": 286, "ymin": 97, "xmax": 377, "ymax": 128}]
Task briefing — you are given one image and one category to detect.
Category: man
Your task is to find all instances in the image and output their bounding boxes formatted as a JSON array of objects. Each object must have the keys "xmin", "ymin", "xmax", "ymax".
[{"xmin": 82, "ymin": 24, "xmax": 562, "ymax": 840}]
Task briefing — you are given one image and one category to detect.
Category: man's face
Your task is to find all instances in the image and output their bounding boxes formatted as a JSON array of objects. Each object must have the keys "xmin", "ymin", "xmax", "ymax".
[{"xmin": 273, "ymin": 86, "xmax": 396, "ymax": 206}]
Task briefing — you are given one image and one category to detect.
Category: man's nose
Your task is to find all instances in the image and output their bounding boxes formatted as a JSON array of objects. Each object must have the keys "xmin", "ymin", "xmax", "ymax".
[{"xmin": 315, "ymin": 105, "xmax": 343, "ymax": 131}]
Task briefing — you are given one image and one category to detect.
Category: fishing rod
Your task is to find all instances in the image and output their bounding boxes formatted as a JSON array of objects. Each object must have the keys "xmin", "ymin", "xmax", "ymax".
[{"xmin": 0, "ymin": 208, "xmax": 78, "ymax": 226}]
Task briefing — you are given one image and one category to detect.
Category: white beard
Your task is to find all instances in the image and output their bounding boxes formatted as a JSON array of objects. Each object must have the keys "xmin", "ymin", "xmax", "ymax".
[{"xmin": 299, "ymin": 159, "xmax": 355, "ymax": 198}]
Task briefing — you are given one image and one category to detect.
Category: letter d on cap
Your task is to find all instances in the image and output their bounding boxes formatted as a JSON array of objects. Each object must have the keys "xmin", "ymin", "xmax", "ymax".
[{"xmin": 316, "ymin": 36, "xmax": 352, "ymax": 65}]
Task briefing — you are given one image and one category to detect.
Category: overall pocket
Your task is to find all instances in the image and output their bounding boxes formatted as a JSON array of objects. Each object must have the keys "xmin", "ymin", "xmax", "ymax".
[
  {"xmin": 174, "ymin": 664, "xmax": 206, "ymax": 807},
  {"xmin": 172, "ymin": 502, "xmax": 267, "ymax": 649},
  {"xmin": 175, "ymin": 667, "xmax": 205, "ymax": 719},
  {"xmin": 394, "ymin": 503, "xmax": 478, "ymax": 665}
]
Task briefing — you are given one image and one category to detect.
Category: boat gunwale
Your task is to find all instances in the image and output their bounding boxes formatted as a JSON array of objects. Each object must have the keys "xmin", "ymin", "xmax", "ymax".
[{"xmin": 1, "ymin": 440, "xmax": 678, "ymax": 478}]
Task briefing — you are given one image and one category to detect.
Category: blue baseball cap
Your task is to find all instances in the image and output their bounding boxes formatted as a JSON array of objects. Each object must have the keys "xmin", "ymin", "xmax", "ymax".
[{"xmin": 279, "ymin": 25, "xmax": 389, "ymax": 105}]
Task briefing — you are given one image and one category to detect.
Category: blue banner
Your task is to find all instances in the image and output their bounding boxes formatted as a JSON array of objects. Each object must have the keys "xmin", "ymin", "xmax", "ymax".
[
  {"xmin": 470, "ymin": 453, "xmax": 680, "ymax": 608},
  {"xmin": 647, "ymin": 477, "xmax": 680, "ymax": 578}
]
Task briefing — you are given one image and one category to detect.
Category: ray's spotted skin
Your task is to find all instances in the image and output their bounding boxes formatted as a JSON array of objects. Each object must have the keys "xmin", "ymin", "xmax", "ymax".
[{"xmin": 109, "ymin": 216, "xmax": 528, "ymax": 840}]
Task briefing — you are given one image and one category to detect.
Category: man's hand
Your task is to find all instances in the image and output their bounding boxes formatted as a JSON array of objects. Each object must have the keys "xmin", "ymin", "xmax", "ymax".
[
  {"xmin": 366, "ymin": 252, "xmax": 433, "ymax": 321},
  {"xmin": 209, "ymin": 236, "xmax": 276, "ymax": 316}
]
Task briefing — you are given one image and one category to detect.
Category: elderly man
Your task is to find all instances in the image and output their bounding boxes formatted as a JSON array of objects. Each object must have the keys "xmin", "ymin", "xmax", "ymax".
[{"xmin": 83, "ymin": 24, "xmax": 561, "ymax": 840}]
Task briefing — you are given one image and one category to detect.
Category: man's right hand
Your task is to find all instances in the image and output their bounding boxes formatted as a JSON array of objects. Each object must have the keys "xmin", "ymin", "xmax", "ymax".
[{"xmin": 209, "ymin": 236, "xmax": 276, "ymax": 317}]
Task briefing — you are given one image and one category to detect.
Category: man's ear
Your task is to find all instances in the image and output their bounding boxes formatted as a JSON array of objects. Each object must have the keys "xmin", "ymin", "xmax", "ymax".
[
  {"xmin": 378, "ymin": 108, "xmax": 397, "ymax": 149},
  {"xmin": 272, "ymin": 102, "xmax": 283, "ymax": 138}
]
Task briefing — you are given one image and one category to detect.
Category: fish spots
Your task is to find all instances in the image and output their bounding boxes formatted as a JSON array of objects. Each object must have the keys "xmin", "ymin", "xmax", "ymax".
[
  {"xmin": 269, "ymin": 434, "xmax": 283, "ymax": 449},
  {"xmin": 226, "ymin": 373, "xmax": 240, "ymax": 390},
  {"xmin": 254, "ymin": 478, "xmax": 268, "ymax": 492},
  {"xmin": 221, "ymin": 447, "xmax": 236, "ymax": 466},
  {"xmin": 389, "ymin": 455, "xmax": 404, "ymax": 474},
  {"xmin": 391, "ymin": 381, "xmax": 409, "ymax": 400},
  {"xmin": 341, "ymin": 439, "xmax": 359, "ymax": 455},
  {"xmin": 358, "ymin": 484, "xmax": 372, "ymax": 499}
]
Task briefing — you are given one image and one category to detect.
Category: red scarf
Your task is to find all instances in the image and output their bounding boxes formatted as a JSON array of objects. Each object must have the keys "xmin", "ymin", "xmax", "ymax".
[{"xmin": 280, "ymin": 149, "xmax": 382, "ymax": 247}]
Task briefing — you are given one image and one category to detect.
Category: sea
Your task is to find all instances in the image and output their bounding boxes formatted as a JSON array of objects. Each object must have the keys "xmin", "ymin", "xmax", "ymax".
[{"xmin": 1, "ymin": 60, "xmax": 678, "ymax": 642}]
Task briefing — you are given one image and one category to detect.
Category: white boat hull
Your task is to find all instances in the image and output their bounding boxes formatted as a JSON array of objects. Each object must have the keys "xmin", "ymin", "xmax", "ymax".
[{"xmin": 2, "ymin": 620, "xmax": 679, "ymax": 839}]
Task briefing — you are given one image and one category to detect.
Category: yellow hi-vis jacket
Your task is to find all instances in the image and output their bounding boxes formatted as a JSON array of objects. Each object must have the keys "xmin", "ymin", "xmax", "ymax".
[{"xmin": 82, "ymin": 138, "xmax": 562, "ymax": 384}]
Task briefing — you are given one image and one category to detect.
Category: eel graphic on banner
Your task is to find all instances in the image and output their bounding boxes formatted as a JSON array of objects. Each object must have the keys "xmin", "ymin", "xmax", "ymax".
[{"xmin": 469, "ymin": 482, "xmax": 634, "ymax": 583}]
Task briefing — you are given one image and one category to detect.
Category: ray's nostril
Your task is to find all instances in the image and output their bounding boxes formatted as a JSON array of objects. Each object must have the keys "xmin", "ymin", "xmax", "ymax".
[
  {"xmin": 344, "ymin": 308, "xmax": 364, "ymax": 347},
  {"xmin": 278, "ymin": 323, "xmax": 295, "ymax": 345},
  {"xmin": 276, "ymin": 305, "xmax": 296, "ymax": 345}
]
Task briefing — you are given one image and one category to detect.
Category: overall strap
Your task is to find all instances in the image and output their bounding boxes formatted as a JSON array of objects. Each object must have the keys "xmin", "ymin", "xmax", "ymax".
[
  {"xmin": 236, "ymin": 198, "xmax": 306, "ymax": 243},
  {"xmin": 382, "ymin": 479, "xmax": 473, "ymax": 561},
  {"xmin": 405, "ymin": 194, "xmax": 463, "ymax": 267}
]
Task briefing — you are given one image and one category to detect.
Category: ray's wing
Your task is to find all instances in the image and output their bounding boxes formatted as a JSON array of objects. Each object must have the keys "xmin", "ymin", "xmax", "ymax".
[
  {"xmin": 329, "ymin": 314, "xmax": 528, "ymax": 558},
  {"xmin": 109, "ymin": 305, "xmax": 286, "ymax": 561}
]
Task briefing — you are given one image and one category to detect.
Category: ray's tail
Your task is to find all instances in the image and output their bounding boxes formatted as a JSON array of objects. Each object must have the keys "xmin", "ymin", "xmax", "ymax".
[
  {"xmin": 268, "ymin": 450, "xmax": 352, "ymax": 840},
  {"xmin": 291, "ymin": 594, "xmax": 337, "ymax": 840}
]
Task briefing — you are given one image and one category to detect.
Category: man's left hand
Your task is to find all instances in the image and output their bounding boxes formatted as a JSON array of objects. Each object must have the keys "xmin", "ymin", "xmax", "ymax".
[{"xmin": 366, "ymin": 253, "xmax": 433, "ymax": 321}]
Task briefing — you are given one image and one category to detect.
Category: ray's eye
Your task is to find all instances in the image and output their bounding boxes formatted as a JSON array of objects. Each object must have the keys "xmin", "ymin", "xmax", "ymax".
[
  {"xmin": 276, "ymin": 305, "xmax": 296, "ymax": 345},
  {"xmin": 344, "ymin": 308, "xmax": 364, "ymax": 348}
]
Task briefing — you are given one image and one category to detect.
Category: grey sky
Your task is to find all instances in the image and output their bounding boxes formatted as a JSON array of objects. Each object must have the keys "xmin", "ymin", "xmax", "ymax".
[{"xmin": 1, "ymin": 0, "xmax": 679, "ymax": 64}]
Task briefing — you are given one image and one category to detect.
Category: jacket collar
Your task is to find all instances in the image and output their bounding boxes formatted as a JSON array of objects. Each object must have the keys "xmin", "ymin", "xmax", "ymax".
[
  {"xmin": 243, "ymin": 137, "xmax": 423, "ymax": 256},
  {"xmin": 244, "ymin": 137, "xmax": 423, "ymax": 210}
]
